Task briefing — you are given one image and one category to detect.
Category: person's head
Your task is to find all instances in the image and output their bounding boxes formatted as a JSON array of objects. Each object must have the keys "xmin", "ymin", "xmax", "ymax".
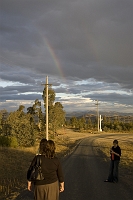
[
  {"xmin": 39, "ymin": 138, "xmax": 47, "ymax": 154},
  {"xmin": 113, "ymin": 139, "xmax": 118, "ymax": 147},
  {"xmin": 45, "ymin": 140, "xmax": 56, "ymax": 158}
]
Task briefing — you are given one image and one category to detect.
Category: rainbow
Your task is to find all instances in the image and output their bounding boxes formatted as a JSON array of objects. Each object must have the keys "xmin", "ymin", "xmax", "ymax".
[{"xmin": 44, "ymin": 38, "xmax": 65, "ymax": 79}]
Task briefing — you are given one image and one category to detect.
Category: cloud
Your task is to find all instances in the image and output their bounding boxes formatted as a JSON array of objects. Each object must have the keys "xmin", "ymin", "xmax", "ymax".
[{"xmin": 0, "ymin": 0, "xmax": 133, "ymax": 113}]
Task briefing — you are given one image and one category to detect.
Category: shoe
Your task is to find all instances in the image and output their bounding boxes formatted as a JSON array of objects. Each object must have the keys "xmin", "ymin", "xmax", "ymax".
[{"xmin": 104, "ymin": 180, "xmax": 109, "ymax": 182}]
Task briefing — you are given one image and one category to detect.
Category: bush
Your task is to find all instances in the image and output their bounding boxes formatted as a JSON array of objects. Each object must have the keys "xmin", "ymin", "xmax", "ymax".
[
  {"xmin": 0, "ymin": 136, "xmax": 10, "ymax": 146},
  {"xmin": 0, "ymin": 136, "xmax": 18, "ymax": 147},
  {"xmin": 103, "ymin": 126, "xmax": 109, "ymax": 132},
  {"xmin": 9, "ymin": 136, "xmax": 18, "ymax": 148}
]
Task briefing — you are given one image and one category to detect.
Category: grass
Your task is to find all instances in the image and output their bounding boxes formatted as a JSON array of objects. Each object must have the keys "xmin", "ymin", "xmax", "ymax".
[
  {"xmin": 0, "ymin": 130, "xmax": 83, "ymax": 200},
  {"xmin": 0, "ymin": 146, "xmax": 35, "ymax": 199},
  {"xmin": 93, "ymin": 133, "xmax": 133, "ymax": 187},
  {"xmin": 92, "ymin": 134, "xmax": 133, "ymax": 169},
  {"xmin": 0, "ymin": 130, "xmax": 133, "ymax": 199}
]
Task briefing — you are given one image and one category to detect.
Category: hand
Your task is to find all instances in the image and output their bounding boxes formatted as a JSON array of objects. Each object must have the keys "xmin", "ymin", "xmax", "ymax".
[
  {"xmin": 27, "ymin": 181, "xmax": 32, "ymax": 191},
  {"xmin": 59, "ymin": 182, "xmax": 64, "ymax": 192}
]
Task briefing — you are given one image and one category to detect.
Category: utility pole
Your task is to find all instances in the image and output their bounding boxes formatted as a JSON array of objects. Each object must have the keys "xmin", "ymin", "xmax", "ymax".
[
  {"xmin": 95, "ymin": 100, "xmax": 99, "ymax": 132},
  {"xmin": 42, "ymin": 76, "xmax": 51, "ymax": 140},
  {"xmin": 45, "ymin": 76, "xmax": 48, "ymax": 140}
]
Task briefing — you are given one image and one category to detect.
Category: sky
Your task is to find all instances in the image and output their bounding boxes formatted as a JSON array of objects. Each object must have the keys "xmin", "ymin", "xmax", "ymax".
[{"xmin": 0, "ymin": 0, "xmax": 133, "ymax": 114}]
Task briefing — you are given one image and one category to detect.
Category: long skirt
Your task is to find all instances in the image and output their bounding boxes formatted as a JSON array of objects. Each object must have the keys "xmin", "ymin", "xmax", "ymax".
[{"xmin": 34, "ymin": 181, "xmax": 59, "ymax": 200}]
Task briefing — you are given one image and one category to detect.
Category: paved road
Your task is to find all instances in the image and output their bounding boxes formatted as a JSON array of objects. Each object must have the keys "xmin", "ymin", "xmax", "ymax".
[{"xmin": 60, "ymin": 135, "xmax": 133, "ymax": 200}]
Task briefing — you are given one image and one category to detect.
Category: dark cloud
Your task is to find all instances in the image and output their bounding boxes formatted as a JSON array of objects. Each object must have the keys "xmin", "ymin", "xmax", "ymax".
[
  {"xmin": 83, "ymin": 93, "xmax": 133, "ymax": 105},
  {"xmin": 0, "ymin": 0, "xmax": 133, "ymax": 113}
]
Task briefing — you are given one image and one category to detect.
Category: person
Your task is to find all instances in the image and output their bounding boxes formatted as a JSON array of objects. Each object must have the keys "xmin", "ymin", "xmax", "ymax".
[
  {"xmin": 36, "ymin": 138, "xmax": 47, "ymax": 155},
  {"xmin": 104, "ymin": 139, "xmax": 121, "ymax": 183},
  {"xmin": 27, "ymin": 139, "xmax": 64, "ymax": 200}
]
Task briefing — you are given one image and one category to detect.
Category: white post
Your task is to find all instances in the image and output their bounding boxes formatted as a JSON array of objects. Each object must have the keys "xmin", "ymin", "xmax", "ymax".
[{"xmin": 100, "ymin": 114, "xmax": 103, "ymax": 132}]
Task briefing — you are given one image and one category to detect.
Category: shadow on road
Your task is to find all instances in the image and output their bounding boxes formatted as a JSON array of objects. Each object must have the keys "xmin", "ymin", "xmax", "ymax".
[{"xmin": 15, "ymin": 189, "xmax": 34, "ymax": 200}]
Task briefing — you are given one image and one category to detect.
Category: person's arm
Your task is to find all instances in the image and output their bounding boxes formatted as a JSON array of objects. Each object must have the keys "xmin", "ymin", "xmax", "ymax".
[
  {"xmin": 27, "ymin": 181, "xmax": 32, "ymax": 191},
  {"xmin": 111, "ymin": 147, "xmax": 121, "ymax": 157},
  {"xmin": 59, "ymin": 182, "xmax": 64, "ymax": 192},
  {"xmin": 27, "ymin": 156, "xmax": 37, "ymax": 191},
  {"xmin": 111, "ymin": 151, "xmax": 120, "ymax": 156},
  {"xmin": 56, "ymin": 159, "xmax": 64, "ymax": 192}
]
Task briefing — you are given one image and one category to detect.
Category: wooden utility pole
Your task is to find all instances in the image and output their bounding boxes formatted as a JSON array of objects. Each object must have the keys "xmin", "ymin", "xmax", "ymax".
[
  {"xmin": 46, "ymin": 76, "xmax": 48, "ymax": 140},
  {"xmin": 42, "ymin": 76, "xmax": 51, "ymax": 140},
  {"xmin": 95, "ymin": 100, "xmax": 99, "ymax": 132}
]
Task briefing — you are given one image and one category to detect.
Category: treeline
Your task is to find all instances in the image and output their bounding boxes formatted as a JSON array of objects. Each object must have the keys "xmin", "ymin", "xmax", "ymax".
[
  {"xmin": 0, "ymin": 88, "xmax": 65, "ymax": 147},
  {"xmin": 67, "ymin": 115, "xmax": 133, "ymax": 132},
  {"xmin": 0, "ymin": 87, "xmax": 133, "ymax": 147},
  {"xmin": 102, "ymin": 116, "xmax": 133, "ymax": 132}
]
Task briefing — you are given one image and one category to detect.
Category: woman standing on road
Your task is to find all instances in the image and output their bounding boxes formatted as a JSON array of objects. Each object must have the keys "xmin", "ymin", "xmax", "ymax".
[
  {"xmin": 27, "ymin": 139, "xmax": 64, "ymax": 200},
  {"xmin": 104, "ymin": 139, "xmax": 121, "ymax": 183}
]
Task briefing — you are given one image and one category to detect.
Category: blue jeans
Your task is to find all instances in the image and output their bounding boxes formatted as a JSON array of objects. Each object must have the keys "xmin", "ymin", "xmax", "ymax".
[{"xmin": 108, "ymin": 160, "xmax": 120, "ymax": 182}]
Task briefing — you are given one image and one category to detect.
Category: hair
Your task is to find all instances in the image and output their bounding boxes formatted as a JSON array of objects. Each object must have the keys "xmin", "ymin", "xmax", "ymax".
[
  {"xmin": 39, "ymin": 138, "xmax": 47, "ymax": 155},
  {"xmin": 113, "ymin": 139, "xmax": 118, "ymax": 144},
  {"xmin": 45, "ymin": 140, "xmax": 56, "ymax": 158}
]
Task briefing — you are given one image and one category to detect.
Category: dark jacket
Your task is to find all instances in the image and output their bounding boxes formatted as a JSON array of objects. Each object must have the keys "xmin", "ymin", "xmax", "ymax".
[
  {"xmin": 111, "ymin": 145, "xmax": 121, "ymax": 161},
  {"xmin": 27, "ymin": 155, "xmax": 64, "ymax": 185}
]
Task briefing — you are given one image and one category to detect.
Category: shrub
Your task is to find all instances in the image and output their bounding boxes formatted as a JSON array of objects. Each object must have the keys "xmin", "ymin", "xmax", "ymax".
[
  {"xmin": 0, "ymin": 136, "xmax": 10, "ymax": 146},
  {"xmin": 9, "ymin": 136, "xmax": 18, "ymax": 148},
  {"xmin": 0, "ymin": 136, "xmax": 18, "ymax": 147}
]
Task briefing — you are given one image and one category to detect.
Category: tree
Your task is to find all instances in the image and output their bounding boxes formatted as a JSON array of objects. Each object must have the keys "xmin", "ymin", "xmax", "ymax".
[
  {"xmin": 27, "ymin": 99, "xmax": 41, "ymax": 116},
  {"xmin": 17, "ymin": 105, "xmax": 25, "ymax": 112},
  {"xmin": 78, "ymin": 117, "xmax": 86, "ymax": 130},
  {"xmin": 42, "ymin": 87, "xmax": 55, "ymax": 111},
  {"xmin": 42, "ymin": 87, "xmax": 66, "ymax": 134},
  {"xmin": 27, "ymin": 106, "xmax": 35, "ymax": 115},
  {"xmin": 5, "ymin": 110, "xmax": 37, "ymax": 146},
  {"xmin": 49, "ymin": 102, "xmax": 66, "ymax": 133},
  {"xmin": 27, "ymin": 99, "xmax": 44, "ymax": 133},
  {"xmin": 70, "ymin": 116, "xmax": 78, "ymax": 128},
  {"xmin": 0, "ymin": 112, "xmax": 2, "ymax": 134},
  {"xmin": 87, "ymin": 117, "xmax": 93, "ymax": 129}
]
